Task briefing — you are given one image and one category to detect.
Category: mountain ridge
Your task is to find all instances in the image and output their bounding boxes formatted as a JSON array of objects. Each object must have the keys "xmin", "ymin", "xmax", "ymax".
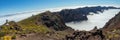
[{"xmin": 53, "ymin": 6, "xmax": 120, "ymax": 22}]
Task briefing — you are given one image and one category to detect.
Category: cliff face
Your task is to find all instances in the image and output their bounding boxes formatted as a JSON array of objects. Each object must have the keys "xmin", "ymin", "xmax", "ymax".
[{"xmin": 36, "ymin": 11, "xmax": 69, "ymax": 31}]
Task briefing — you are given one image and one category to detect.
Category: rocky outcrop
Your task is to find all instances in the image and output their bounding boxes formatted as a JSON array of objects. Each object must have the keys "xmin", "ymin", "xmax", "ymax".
[
  {"xmin": 65, "ymin": 29, "xmax": 105, "ymax": 40},
  {"xmin": 36, "ymin": 11, "xmax": 68, "ymax": 31}
]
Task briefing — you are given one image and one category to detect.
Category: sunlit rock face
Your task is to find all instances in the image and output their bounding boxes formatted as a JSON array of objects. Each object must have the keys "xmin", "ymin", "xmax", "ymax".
[
  {"xmin": 66, "ymin": 9, "xmax": 120, "ymax": 31},
  {"xmin": 36, "ymin": 11, "xmax": 68, "ymax": 31}
]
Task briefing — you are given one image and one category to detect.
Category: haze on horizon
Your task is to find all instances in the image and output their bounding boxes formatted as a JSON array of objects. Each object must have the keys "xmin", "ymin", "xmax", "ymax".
[{"xmin": 0, "ymin": 0, "xmax": 120, "ymax": 16}]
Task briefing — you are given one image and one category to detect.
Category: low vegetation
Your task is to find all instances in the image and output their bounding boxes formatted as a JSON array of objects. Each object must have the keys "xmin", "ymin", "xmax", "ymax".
[{"xmin": 0, "ymin": 13, "xmax": 50, "ymax": 39}]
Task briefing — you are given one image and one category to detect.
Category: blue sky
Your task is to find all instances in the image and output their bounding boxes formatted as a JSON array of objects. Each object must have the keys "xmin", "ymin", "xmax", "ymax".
[{"xmin": 0, "ymin": 0, "xmax": 120, "ymax": 16}]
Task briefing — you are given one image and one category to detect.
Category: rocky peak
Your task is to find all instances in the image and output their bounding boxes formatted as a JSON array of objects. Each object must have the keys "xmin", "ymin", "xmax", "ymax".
[
  {"xmin": 65, "ymin": 29, "xmax": 105, "ymax": 40},
  {"xmin": 36, "ymin": 11, "xmax": 68, "ymax": 31}
]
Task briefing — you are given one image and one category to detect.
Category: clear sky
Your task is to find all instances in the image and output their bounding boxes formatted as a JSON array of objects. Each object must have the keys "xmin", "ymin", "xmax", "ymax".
[{"xmin": 0, "ymin": 0, "xmax": 120, "ymax": 16}]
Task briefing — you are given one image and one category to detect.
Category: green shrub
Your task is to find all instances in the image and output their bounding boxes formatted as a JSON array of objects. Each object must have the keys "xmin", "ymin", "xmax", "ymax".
[
  {"xmin": 0, "ymin": 31, "xmax": 6, "ymax": 37},
  {"xmin": 12, "ymin": 35, "xmax": 16, "ymax": 39}
]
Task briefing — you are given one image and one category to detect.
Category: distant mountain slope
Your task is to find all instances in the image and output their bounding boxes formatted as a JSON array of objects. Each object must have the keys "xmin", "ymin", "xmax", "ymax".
[{"xmin": 55, "ymin": 6, "xmax": 120, "ymax": 22}]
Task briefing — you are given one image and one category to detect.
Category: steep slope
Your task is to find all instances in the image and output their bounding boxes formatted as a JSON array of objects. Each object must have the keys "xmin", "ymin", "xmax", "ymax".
[
  {"xmin": 103, "ymin": 12, "xmax": 120, "ymax": 29},
  {"xmin": 35, "ymin": 11, "xmax": 68, "ymax": 31},
  {"xmin": 102, "ymin": 12, "xmax": 120, "ymax": 40},
  {"xmin": 0, "ymin": 11, "xmax": 75, "ymax": 40}
]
